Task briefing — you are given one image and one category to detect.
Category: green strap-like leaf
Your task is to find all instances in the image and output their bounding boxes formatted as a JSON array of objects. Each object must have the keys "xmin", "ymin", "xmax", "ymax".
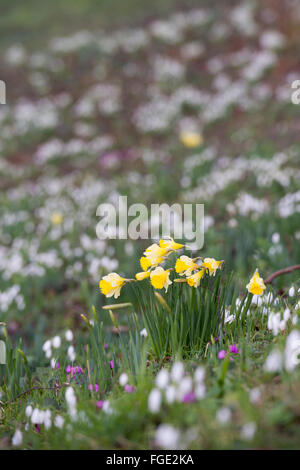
[{"xmin": 0, "ymin": 341, "xmax": 6, "ymax": 365}]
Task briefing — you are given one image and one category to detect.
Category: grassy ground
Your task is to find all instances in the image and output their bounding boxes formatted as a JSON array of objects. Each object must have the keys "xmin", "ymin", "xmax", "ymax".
[{"xmin": 0, "ymin": 0, "xmax": 300, "ymax": 450}]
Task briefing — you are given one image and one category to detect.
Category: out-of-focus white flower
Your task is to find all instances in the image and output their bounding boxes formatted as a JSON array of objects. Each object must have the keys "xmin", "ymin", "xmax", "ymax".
[
  {"xmin": 271, "ymin": 232, "xmax": 280, "ymax": 244},
  {"xmin": 25, "ymin": 405, "xmax": 33, "ymax": 417},
  {"xmin": 102, "ymin": 400, "xmax": 113, "ymax": 415},
  {"xmin": 155, "ymin": 424, "xmax": 181, "ymax": 450},
  {"xmin": 195, "ymin": 384, "xmax": 206, "ymax": 400},
  {"xmin": 171, "ymin": 362, "xmax": 184, "ymax": 383},
  {"xmin": 165, "ymin": 385, "xmax": 176, "ymax": 404},
  {"xmin": 285, "ymin": 330, "xmax": 300, "ymax": 372},
  {"xmin": 249, "ymin": 387, "xmax": 261, "ymax": 404},
  {"xmin": 52, "ymin": 336, "xmax": 61, "ymax": 349},
  {"xmin": 42, "ymin": 340, "xmax": 51, "ymax": 352},
  {"xmin": 65, "ymin": 387, "xmax": 77, "ymax": 420},
  {"xmin": 155, "ymin": 369, "xmax": 169, "ymax": 389},
  {"xmin": 65, "ymin": 330, "xmax": 73, "ymax": 342},
  {"xmin": 140, "ymin": 328, "xmax": 148, "ymax": 337},
  {"xmin": 289, "ymin": 286, "xmax": 295, "ymax": 297},
  {"xmin": 67, "ymin": 345, "xmax": 76, "ymax": 362},
  {"xmin": 240, "ymin": 422, "xmax": 257, "ymax": 441},
  {"xmin": 12, "ymin": 429, "xmax": 23, "ymax": 446},
  {"xmin": 148, "ymin": 388, "xmax": 162, "ymax": 413},
  {"xmin": 194, "ymin": 367, "xmax": 205, "ymax": 383},
  {"xmin": 216, "ymin": 406, "xmax": 232, "ymax": 425},
  {"xmin": 177, "ymin": 376, "xmax": 193, "ymax": 400},
  {"xmin": 263, "ymin": 350, "xmax": 282, "ymax": 373},
  {"xmin": 119, "ymin": 373, "xmax": 128, "ymax": 386},
  {"xmin": 54, "ymin": 415, "xmax": 65, "ymax": 429}
]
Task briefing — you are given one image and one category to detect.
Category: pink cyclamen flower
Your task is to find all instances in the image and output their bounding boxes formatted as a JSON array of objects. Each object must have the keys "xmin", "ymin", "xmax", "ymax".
[
  {"xmin": 218, "ymin": 350, "xmax": 227, "ymax": 359},
  {"xmin": 88, "ymin": 384, "xmax": 93, "ymax": 391},
  {"xmin": 94, "ymin": 384, "xmax": 99, "ymax": 392},
  {"xmin": 124, "ymin": 384, "xmax": 136, "ymax": 393},
  {"xmin": 182, "ymin": 391, "xmax": 196, "ymax": 403},
  {"xmin": 109, "ymin": 361, "xmax": 114, "ymax": 369},
  {"xmin": 229, "ymin": 344, "xmax": 241, "ymax": 354},
  {"xmin": 96, "ymin": 400, "xmax": 104, "ymax": 409}
]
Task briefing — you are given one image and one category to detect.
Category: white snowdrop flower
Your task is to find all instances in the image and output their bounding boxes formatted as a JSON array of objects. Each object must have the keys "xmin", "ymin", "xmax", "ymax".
[
  {"xmin": 195, "ymin": 384, "xmax": 206, "ymax": 400},
  {"xmin": 65, "ymin": 387, "xmax": 77, "ymax": 420},
  {"xmin": 283, "ymin": 308, "xmax": 291, "ymax": 322},
  {"xmin": 165, "ymin": 385, "xmax": 176, "ymax": 404},
  {"xmin": 249, "ymin": 387, "xmax": 261, "ymax": 404},
  {"xmin": 42, "ymin": 340, "xmax": 52, "ymax": 352},
  {"xmin": 50, "ymin": 358, "xmax": 58, "ymax": 369},
  {"xmin": 240, "ymin": 422, "xmax": 256, "ymax": 441},
  {"xmin": 263, "ymin": 350, "xmax": 282, "ymax": 373},
  {"xmin": 44, "ymin": 410, "xmax": 52, "ymax": 430},
  {"xmin": 119, "ymin": 373, "xmax": 128, "ymax": 386},
  {"xmin": 52, "ymin": 336, "xmax": 61, "ymax": 349},
  {"xmin": 194, "ymin": 366, "xmax": 205, "ymax": 383},
  {"xmin": 284, "ymin": 329, "xmax": 300, "ymax": 372},
  {"xmin": 292, "ymin": 315, "xmax": 298, "ymax": 326},
  {"xmin": 171, "ymin": 362, "xmax": 184, "ymax": 383},
  {"xmin": 67, "ymin": 345, "xmax": 76, "ymax": 361},
  {"xmin": 102, "ymin": 400, "xmax": 113, "ymax": 415},
  {"xmin": 177, "ymin": 376, "xmax": 193, "ymax": 400},
  {"xmin": 148, "ymin": 388, "xmax": 162, "ymax": 413},
  {"xmin": 25, "ymin": 405, "xmax": 33, "ymax": 417},
  {"xmin": 260, "ymin": 30, "xmax": 285, "ymax": 50},
  {"xmin": 54, "ymin": 415, "xmax": 65, "ymax": 429},
  {"xmin": 45, "ymin": 348, "xmax": 52, "ymax": 359},
  {"xmin": 289, "ymin": 286, "xmax": 295, "ymax": 297},
  {"xmin": 216, "ymin": 407, "xmax": 232, "ymax": 425},
  {"xmin": 65, "ymin": 330, "xmax": 73, "ymax": 342},
  {"xmin": 155, "ymin": 424, "xmax": 181, "ymax": 450},
  {"xmin": 12, "ymin": 429, "xmax": 23, "ymax": 447},
  {"xmin": 155, "ymin": 369, "xmax": 169, "ymax": 389},
  {"xmin": 140, "ymin": 328, "xmax": 148, "ymax": 337},
  {"xmin": 271, "ymin": 233, "xmax": 280, "ymax": 244},
  {"xmin": 31, "ymin": 408, "xmax": 43, "ymax": 425},
  {"xmin": 65, "ymin": 387, "xmax": 76, "ymax": 407},
  {"xmin": 280, "ymin": 320, "xmax": 286, "ymax": 332}
]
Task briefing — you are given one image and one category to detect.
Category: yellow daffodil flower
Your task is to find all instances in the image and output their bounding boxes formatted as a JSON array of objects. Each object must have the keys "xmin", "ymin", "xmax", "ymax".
[
  {"xmin": 175, "ymin": 255, "xmax": 198, "ymax": 276},
  {"xmin": 150, "ymin": 267, "xmax": 172, "ymax": 292},
  {"xmin": 140, "ymin": 256, "xmax": 153, "ymax": 271},
  {"xmin": 180, "ymin": 131, "xmax": 203, "ymax": 148},
  {"xmin": 202, "ymin": 258, "xmax": 223, "ymax": 276},
  {"xmin": 159, "ymin": 237, "xmax": 184, "ymax": 251},
  {"xmin": 51, "ymin": 212, "xmax": 63, "ymax": 225},
  {"xmin": 135, "ymin": 271, "xmax": 151, "ymax": 281},
  {"xmin": 143, "ymin": 243, "xmax": 167, "ymax": 265},
  {"xmin": 246, "ymin": 270, "xmax": 266, "ymax": 296},
  {"xmin": 99, "ymin": 273, "xmax": 126, "ymax": 299},
  {"xmin": 186, "ymin": 269, "xmax": 205, "ymax": 288}
]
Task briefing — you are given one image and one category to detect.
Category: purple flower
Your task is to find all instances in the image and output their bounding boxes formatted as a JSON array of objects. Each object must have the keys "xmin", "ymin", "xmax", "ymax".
[
  {"xmin": 96, "ymin": 400, "xmax": 104, "ymax": 409},
  {"xmin": 88, "ymin": 384, "xmax": 93, "ymax": 391},
  {"xmin": 104, "ymin": 343, "xmax": 108, "ymax": 351},
  {"xmin": 229, "ymin": 344, "xmax": 241, "ymax": 354},
  {"xmin": 218, "ymin": 350, "xmax": 227, "ymax": 359},
  {"xmin": 94, "ymin": 384, "xmax": 99, "ymax": 393},
  {"xmin": 66, "ymin": 365, "xmax": 71, "ymax": 373},
  {"xmin": 124, "ymin": 384, "xmax": 136, "ymax": 393},
  {"xmin": 182, "ymin": 391, "xmax": 196, "ymax": 403},
  {"xmin": 109, "ymin": 361, "xmax": 114, "ymax": 369}
]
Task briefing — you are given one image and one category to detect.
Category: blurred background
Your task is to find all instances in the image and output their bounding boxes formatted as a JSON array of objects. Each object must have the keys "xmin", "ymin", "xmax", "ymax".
[{"xmin": 0, "ymin": 0, "xmax": 299, "ymax": 345}]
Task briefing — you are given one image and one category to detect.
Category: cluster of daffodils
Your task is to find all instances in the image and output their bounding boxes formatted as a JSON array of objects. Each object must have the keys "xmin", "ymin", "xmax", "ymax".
[
  {"xmin": 148, "ymin": 362, "xmax": 206, "ymax": 413},
  {"xmin": 99, "ymin": 238, "xmax": 223, "ymax": 299}
]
